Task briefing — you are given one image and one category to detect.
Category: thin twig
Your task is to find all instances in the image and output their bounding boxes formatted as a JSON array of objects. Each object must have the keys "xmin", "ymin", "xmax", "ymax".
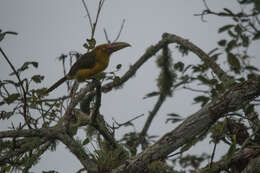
[
  {"xmin": 0, "ymin": 48, "xmax": 31, "ymax": 129},
  {"xmin": 113, "ymin": 19, "xmax": 126, "ymax": 42},
  {"xmin": 82, "ymin": 0, "xmax": 93, "ymax": 30},
  {"xmin": 36, "ymin": 95, "xmax": 70, "ymax": 103},
  {"xmin": 202, "ymin": 0, "xmax": 209, "ymax": 10},
  {"xmin": 140, "ymin": 95, "xmax": 165, "ymax": 137},
  {"xmin": 103, "ymin": 28, "xmax": 111, "ymax": 43},
  {"xmin": 183, "ymin": 86, "xmax": 209, "ymax": 93},
  {"xmin": 91, "ymin": 0, "xmax": 105, "ymax": 39},
  {"xmin": 76, "ymin": 168, "xmax": 86, "ymax": 173},
  {"xmin": 167, "ymin": 151, "xmax": 182, "ymax": 158},
  {"xmin": 112, "ymin": 114, "xmax": 144, "ymax": 129},
  {"xmin": 210, "ymin": 142, "xmax": 217, "ymax": 168}
]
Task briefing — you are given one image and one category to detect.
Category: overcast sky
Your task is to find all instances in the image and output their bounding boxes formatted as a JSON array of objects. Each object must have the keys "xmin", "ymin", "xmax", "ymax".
[{"xmin": 1, "ymin": 0, "xmax": 259, "ymax": 172}]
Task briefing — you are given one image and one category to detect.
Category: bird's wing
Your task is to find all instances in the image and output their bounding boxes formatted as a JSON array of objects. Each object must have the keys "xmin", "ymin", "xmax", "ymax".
[{"xmin": 68, "ymin": 52, "xmax": 96, "ymax": 77}]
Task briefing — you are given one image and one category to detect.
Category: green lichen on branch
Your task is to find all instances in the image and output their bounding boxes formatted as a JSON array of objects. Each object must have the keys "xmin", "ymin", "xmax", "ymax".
[{"xmin": 156, "ymin": 45, "xmax": 176, "ymax": 97}]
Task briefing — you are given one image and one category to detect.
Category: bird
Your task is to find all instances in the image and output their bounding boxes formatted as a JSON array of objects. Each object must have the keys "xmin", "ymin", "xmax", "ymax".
[{"xmin": 46, "ymin": 42, "xmax": 131, "ymax": 93}]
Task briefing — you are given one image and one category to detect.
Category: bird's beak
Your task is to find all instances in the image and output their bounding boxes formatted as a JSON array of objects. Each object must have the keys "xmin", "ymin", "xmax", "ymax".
[{"xmin": 108, "ymin": 42, "xmax": 131, "ymax": 54}]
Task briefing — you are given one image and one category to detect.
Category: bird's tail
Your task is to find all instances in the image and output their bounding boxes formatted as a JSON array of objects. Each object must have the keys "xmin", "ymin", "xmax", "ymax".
[{"xmin": 46, "ymin": 76, "xmax": 67, "ymax": 94}]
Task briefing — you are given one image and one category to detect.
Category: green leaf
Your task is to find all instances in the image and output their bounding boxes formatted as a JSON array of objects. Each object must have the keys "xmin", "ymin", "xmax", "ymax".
[
  {"xmin": 208, "ymin": 48, "xmax": 218, "ymax": 56},
  {"xmin": 227, "ymin": 53, "xmax": 241, "ymax": 73},
  {"xmin": 226, "ymin": 135, "xmax": 237, "ymax": 160},
  {"xmin": 31, "ymin": 88, "xmax": 48, "ymax": 96},
  {"xmin": 0, "ymin": 111, "xmax": 14, "ymax": 120},
  {"xmin": 215, "ymin": 123, "xmax": 223, "ymax": 134},
  {"xmin": 245, "ymin": 104, "xmax": 254, "ymax": 115},
  {"xmin": 176, "ymin": 45, "xmax": 189, "ymax": 56},
  {"xmin": 83, "ymin": 138, "xmax": 90, "ymax": 145},
  {"xmin": 143, "ymin": 91, "xmax": 159, "ymax": 99},
  {"xmin": 211, "ymin": 53, "xmax": 222, "ymax": 61},
  {"xmin": 116, "ymin": 64, "xmax": 122, "ymax": 70},
  {"xmin": 241, "ymin": 34, "xmax": 249, "ymax": 47},
  {"xmin": 223, "ymin": 8, "xmax": 234, "ymax": 15},
  {"xmin": 4, "ymin": 93, "xmax": 20, "ymax": 104},
  {"xmin": 228, "ymin": 30, "xmax": 237, "ymax": 38},
  {"xmin": 194, "ymin": 96, "xmax": 209, "ymax": 106},
  {"xmin": 253, "ymin": 0, "xmax": 260, "ymax": 12},
  {"xmin": 197, "ymin": 75, "xmax": 211, "ymax": 85},
  {"xmin": 253, "ymin": 31, "xmax": 260, "ymax": 40},
  {"xmin": 174, "ymin": 61, "xmax": 184, "ymax": 72},
  {"xmin": 31, "ymin": 75, "xmax": 44, "ymax": 83},
  {"xmin": 86, "ymin": 38, "xmax": 96, "ymax": 49},
  {"xmin": 245, "ymin": 65, "xmax": 259, "ymax": 71},
  {"xmin": 216, "ymin": 83, "xmax": 224, "ymax": 92},
  {"xmin": 165, "ymin": 113, "xmax": 183, "ymax": 124},
  {"xmin": 218, "ymin": 24, "xmax": 234, "ymax": 33},
  {"xmin": 218, "ymin": 40, "xmax": 227, "ymax": 46},
  {"xmin": 234, "ymin": 25, "xmax": 242, "ymax": 35},
  {"xmin": 0, "ymin": 101, "xmax": 5, "ymax": 106},
  {"xmin": 183, "ymin": 64, "xmax": 192, "ymax": 73},
  {"xmin": 218, "ymin": 12, "xmax": 229, "ymax": 16},
  {"xmin": 226, "ymin": 40, "xmax": 237, "ymax": 52},
  {"xmin": 93, "ymin": 72, "xmax": 106, "ymax": 80},
  {"xmin": 9, "ymin": 61, "xmax": 39, "ymax": 76},
  {"xmin": 248, "ymin": 73, "xmax": 257, "ymax": 79}
]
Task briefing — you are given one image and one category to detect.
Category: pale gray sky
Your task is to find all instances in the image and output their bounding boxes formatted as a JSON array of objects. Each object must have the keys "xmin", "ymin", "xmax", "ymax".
[{"xmin": 1, "ymin": 0, "xmax": 259, "ymax": 172}]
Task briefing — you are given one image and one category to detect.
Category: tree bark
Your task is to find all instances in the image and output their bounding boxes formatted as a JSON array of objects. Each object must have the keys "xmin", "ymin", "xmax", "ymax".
[{"xmin": 112, "ymin": 76, "xmax": 260, "ymax": 173}]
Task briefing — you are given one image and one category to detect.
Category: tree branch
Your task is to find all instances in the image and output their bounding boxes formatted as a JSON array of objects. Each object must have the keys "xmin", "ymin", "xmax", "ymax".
[
  {"xmin": 91, "ymin": 80, "xmax": 102, "ymax": 122},
  {"xmin": 63, "ymin": 81, "xmax": 97, "ymax": 128},
  {"xmin": 161, "ymin": 33, "xmax": 230, "ymax": 83},
  {"xmin": 0, "ymin": 127, "xmax": 62, "ymax": 138},
  {"xmin": 57, "ymin": 133, "xmax": 97, "ymax": 172},
  {"xmin": 198, "ymin": 148, "xmax": 260, "ymax": 173},
  {"xmin": 112, "ymin": 76, "xmax": 260, "ymax": 173},
  {"xmin": 140, "ymin": 95, "xmax": 165, "ymax": 139},
  {"xmin": 22, "ymin": 141, "xmax": 52, "ymax": 173},
  {"xmin": 0, "ymin": 138, "xmax": 47, "ymax": 165}
]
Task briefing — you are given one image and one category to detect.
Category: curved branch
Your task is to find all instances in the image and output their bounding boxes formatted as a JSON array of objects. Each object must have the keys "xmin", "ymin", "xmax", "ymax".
[{"xmin": 162, "ymin": 33, "xmax": 230, "ymax": 83}]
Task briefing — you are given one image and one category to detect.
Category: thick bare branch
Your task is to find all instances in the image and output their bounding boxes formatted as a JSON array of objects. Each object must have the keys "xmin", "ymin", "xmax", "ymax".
[
  {"xmin": 74, "ymin": 110, "xmax": 119, "ymax": 149},
  {"xmin": 198, "ymin": 148, "xmax": 260, "ymax": 173},
  {"xmin": 0, "ymin": 127, "xmax": 62, "ymax": 139},
  {"xmin": 112, "ymin": 76, "xmax": 260, "ymax": 173},
  {"xmin": 102, "ymin": 34, "xmax": 170, "ymax": 93},
  {"xmin": 242, "ymin": 154, "xmax": 260, "ymax": 173}
]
